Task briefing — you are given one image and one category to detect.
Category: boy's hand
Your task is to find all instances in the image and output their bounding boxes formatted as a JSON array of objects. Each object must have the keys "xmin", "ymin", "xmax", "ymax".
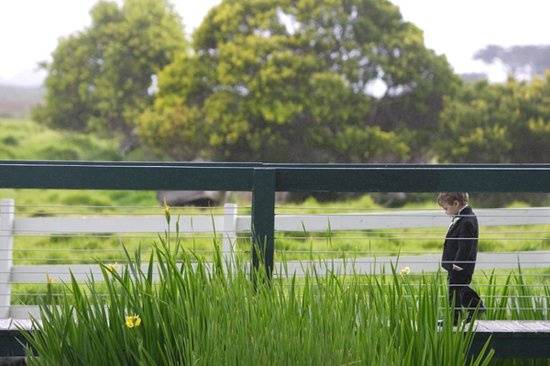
[{"xmin": 452, "ymin": 264, "xmax": 463, "ymax": 271}]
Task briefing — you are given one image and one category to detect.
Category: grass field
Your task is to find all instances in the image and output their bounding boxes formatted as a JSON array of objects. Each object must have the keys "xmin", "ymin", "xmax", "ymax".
[{"xmin": 0, "ymin": 118, "xmax": 123, "ymax": 161}]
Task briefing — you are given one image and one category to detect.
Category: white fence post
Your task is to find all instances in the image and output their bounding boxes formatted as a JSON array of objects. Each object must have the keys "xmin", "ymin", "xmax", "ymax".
[
  {"xmin": 0, "ymin": 199, "xmax": 14, "ymax": 318},
  {"xmin": 222, "ymin": 203, "xmax": 238, "ymax": 270}
]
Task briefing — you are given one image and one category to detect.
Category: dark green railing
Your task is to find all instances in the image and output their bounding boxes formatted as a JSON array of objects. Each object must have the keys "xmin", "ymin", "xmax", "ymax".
[{"xmin": 1, "ymin": 161, "xmax": 549, "ymax": 278}]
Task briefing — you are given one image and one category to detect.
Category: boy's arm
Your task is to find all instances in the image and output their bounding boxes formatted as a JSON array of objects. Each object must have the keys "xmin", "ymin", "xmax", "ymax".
[{"xmin": 453, "ymin": 220, "xmax": 476, "ymax": 270}]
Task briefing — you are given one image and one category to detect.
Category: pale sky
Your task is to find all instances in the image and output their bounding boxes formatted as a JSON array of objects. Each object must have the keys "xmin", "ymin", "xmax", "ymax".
[{"xmin": 0, "ymin": 0, "xmax": 548, "ymax": 86}]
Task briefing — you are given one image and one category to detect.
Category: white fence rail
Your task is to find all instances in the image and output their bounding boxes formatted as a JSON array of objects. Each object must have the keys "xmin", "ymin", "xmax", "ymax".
[{"xmin": 1, "ymin": 198, "xmax": 549, "ymax": 318}]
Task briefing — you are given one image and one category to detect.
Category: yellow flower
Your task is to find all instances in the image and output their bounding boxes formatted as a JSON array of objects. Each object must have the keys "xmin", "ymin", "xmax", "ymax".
[
  {"xmin": 400, "ymin": 266, "xmax": 411, "ymax": 276},
  {"xmin": 46, "ymin": 275, "xmax": 56, "ymax": 284},
  {"xmin": 125, "ymin": 314, "xmax": 142, "ymax": 328},
  {"xmin": 107, "ymin": 263, "xmax": 118, "ymax": 273},
  {"xmin": 163, "ymin": 198, "xmax": 171, "ymax": 225}
]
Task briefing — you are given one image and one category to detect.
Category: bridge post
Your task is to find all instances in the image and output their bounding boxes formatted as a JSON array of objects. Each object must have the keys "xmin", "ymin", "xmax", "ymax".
[
  {"xmin": 0, "ymin": 199, "xmax": 14, "ymax": 318},
  {"xmin": 251, "ymin": 168, "xmax": 276, "ymax": 281}
]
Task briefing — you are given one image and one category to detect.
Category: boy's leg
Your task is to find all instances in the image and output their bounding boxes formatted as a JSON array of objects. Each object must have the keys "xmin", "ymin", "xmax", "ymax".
[
  {"xmin": 461, "ymin": 286, "xmax": 483, "ymax": 308},
  {"xmin": 448, "ymin": 278, "xmax": 462, "ymax": 325},
  {"xmin": 461, "ymin": 285, "xmax": 485, "ymax": 322}
]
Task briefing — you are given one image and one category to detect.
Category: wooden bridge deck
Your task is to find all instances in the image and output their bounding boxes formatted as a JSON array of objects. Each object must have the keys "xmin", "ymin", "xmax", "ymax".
[
  {"xmin": 469, "ymin": 320, "xmax": 550, "ymax": 359},
  {"xmin": 0, "ymin": 320, "xmax": 548, "ymax": 358}
]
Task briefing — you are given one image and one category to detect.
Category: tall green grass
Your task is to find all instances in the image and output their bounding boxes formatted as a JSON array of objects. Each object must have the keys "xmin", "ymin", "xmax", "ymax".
[
  {"xmin": 18, "ymin": 214, "xmax": 550, "ymax": 365},
  {"xmin": 21, "ymin": 230, "xmax": 498, "ymax": 365}
]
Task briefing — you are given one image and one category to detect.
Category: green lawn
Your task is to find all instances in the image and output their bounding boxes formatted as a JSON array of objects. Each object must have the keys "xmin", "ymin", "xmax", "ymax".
[{"xmin": 0, "ymin": 118, "xmax": 122, "ymax": 161}]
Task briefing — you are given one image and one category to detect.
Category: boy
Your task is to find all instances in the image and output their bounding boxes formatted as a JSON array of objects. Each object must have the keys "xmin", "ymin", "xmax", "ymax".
[{"xmin": 438, "ymin": 192, "xmax": 484, "ymax": 325}]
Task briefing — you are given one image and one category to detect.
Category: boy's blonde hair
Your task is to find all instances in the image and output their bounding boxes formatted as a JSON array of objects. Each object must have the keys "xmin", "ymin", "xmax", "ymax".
[{"xmin": 437, "ymin": 192, "xmax": 469, "ymax": 206}]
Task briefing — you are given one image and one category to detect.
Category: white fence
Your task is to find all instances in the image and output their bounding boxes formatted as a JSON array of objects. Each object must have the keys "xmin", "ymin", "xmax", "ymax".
[{"xmin": 1, "ymin": 199, "xmax": 549, "ymax": 318}]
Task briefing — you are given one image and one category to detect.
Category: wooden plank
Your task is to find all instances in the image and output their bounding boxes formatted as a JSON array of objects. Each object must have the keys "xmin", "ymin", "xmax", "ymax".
[
  {"xmin": 1, "ymin": 162, "xmax": 549, "ymax": 192},
  {"xmin": 14, "ymin": 215, "xmax": 224, "ymax": 234},
  {"xmin": 274, "ymin": 166, "xmax": 550, "ymax": 192},
  {"xmin": 9, "ymin": 306, "xmax": 40, "ymax": 320},
  {"xmin": 275, "ymin": 209, "xmax": 550, "ymax": 231},
  {"xmin": 0, "ymin": 319, "xmax": 34, "ymax": 331},
  {"xmin": 531, "ymin": 321, "xmax": 550, "ymax": 332},
  {"xmin": 474, "ymin": 320, "xmax": 550, "ymax": 333},
  {"xmin": 0, "ymin": 163, "xmax": 255, "ymax": 191},
  {"xmin": 0, "ymin": 200, "xmax": 14, "ymax": 319}
]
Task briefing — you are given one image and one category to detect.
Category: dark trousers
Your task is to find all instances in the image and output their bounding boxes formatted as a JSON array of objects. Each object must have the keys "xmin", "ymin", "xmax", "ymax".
[{"xmin": 448, "ymin": 273, "xmax": 484, "ymax": 321}]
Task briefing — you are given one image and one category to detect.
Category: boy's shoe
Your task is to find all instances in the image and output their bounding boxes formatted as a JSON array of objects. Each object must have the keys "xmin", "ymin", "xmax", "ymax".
[{"xmin": 465, "ymin": 308, "xmax": 486, "ymax": 323}]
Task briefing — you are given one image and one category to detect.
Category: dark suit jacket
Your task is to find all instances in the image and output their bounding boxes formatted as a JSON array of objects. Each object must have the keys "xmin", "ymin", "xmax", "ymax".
[{"xmin": 441, "ymin": 206, "xmax": 479, "ymax": 280}]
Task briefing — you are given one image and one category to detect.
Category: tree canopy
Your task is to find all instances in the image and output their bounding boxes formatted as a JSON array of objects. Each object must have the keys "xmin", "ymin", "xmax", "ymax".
[
  {"xmin": 34, "ymin": 0, "xmax": 548, "ymax": 165},
  {"xmin": 437, "ymin": 71, "xmax": 550, "ymax": 163},
  {"xmin": 33, "ymin": 0, "xmax": 186, "ymax": 153},
  {"xmin": 138, "ymin": 0, "xmax": 457, "ymax": 162}
]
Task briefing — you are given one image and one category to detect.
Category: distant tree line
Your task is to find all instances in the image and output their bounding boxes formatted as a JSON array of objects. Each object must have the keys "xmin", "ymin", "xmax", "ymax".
[
  {"xmin": 475, "ymin": 45, "xmax": 550, "ymax": 80},
  {"xmin": 33, "ymin": 0, "xmax": 550, "ymax": 165}
]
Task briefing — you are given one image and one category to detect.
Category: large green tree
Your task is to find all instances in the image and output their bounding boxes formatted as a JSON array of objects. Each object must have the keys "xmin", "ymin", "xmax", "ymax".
[
  {"xmin": 139, "ymin": 0, "xmax": 457, "ymax": 162},
  {"xmin": 437, "ymin": 72, "xmax": 550, "ymax": 163},
  {"xmin": 33, "ymin": 0, "xmax": 186, "ymax": 153}
]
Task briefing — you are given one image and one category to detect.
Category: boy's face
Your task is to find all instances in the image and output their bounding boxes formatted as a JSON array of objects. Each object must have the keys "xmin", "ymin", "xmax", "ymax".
[{"xmin": 439, "ymin": 200, "xmax": 461, "ymax": 216}]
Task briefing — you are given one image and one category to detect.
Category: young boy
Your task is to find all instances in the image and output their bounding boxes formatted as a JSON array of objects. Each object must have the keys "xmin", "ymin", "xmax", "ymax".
[{"xmin": 438, "ymin": 192, "xmax": 485, "ymax": 325}]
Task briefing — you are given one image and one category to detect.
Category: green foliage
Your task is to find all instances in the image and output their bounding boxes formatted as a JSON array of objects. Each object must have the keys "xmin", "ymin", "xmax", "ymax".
[
  {"xmin": 139, "ymin": 0, "xmax": 458, "ymax": 162},
  {"xmin": 33, "ymin": 0, "xmax": 187, "ymax": 154},
  {"xmin": 437, "ymin": 72, "xmax": 550, "ymax": 163}
]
